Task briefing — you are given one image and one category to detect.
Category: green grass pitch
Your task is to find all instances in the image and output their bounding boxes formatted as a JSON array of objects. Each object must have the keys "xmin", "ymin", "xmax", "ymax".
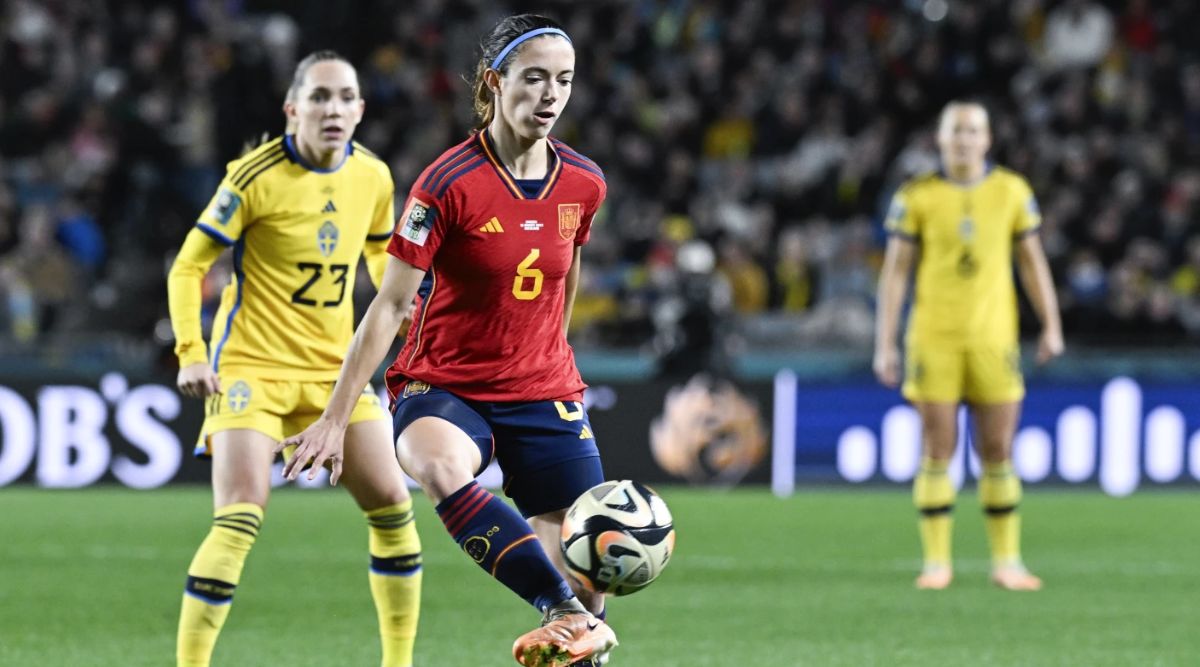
[{"xmin": 0, "ymin": 487, "xmax": 1195, "ymax": 666}]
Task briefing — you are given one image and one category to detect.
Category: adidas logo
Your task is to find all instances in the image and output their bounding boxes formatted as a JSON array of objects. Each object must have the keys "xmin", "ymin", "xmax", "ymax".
[
  {"xmin": 322, "ymin": 200, "xmax": 337, "ymax": 213},
  {"xmin": 479, "ymin": 217, "xmax": 505, "ymax": 233},
  {"xmin": 579, "ymin": 425, "xmax": 593, "ymax": 440}
]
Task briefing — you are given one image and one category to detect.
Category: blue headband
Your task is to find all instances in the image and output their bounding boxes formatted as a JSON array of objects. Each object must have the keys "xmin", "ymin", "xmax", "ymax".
[{"xmin": 490, "ymin": 27, "xmax": 572, "ymax": 70}]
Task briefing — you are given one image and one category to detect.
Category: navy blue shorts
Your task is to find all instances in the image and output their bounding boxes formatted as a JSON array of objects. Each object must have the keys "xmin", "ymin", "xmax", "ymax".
[{"xmin": 391, "ymin": 383, "xmax": 604, "ymax": 518}]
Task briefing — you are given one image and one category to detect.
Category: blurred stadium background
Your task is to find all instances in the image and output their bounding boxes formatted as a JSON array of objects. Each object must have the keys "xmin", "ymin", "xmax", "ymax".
[{"xmin": 1, "ymin": 1, "xmax": 1197, "ymax": 665}]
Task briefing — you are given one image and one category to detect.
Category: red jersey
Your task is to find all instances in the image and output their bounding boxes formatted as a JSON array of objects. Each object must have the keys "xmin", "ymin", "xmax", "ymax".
[{"xmin": 385, "ymin": 131, "xmax": 606, "ymax": 402}]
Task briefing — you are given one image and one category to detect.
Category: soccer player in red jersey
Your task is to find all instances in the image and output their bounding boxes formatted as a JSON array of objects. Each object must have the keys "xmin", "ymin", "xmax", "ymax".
[{"xmin": 280, "ymin": 14, "xmax": 616, "ymax": 667}]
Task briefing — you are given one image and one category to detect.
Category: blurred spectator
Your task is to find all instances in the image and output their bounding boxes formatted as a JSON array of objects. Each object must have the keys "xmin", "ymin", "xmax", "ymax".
[
  {"xmin": 2, "ymin": 204, "xmax": 79, "ymax": 337},
  {"xmin": 717, "ymin": 237, "xmax": 769, "ymax": 314},
  {"xmin": 3, "ymin": 0, "xmax": 1200, "ymax": 365},
  {"xmin": 1042, "ymin": 0, "xmax": 1115, "ymax": 71},
  {"xmin": 770, "ymin": 226, "xmax": 818, "ymax": 313}
]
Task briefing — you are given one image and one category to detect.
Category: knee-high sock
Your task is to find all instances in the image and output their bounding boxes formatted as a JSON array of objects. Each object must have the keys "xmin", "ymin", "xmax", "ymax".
[
  {"xmin": 366, "ymin": 501, "xmax": 422, "ymax": 667},
  {"xmin": 177, "ymin": 503, "xmax": 263, "ymax": 667},
  {"xmin": 436, "ymin": 481, "xmax": 574, "ymax": 612},
  {"xmin": 980, "ymin": 460, "xmax": 1023, "ymax": 566},
  {"xmin": 913, "ymin": 458, "xmax": 955, "ymax": 568}
]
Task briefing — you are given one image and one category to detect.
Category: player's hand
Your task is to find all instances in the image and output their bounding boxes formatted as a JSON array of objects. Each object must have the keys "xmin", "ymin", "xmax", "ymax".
[
  {"xmin": 177, "ymin": 363, "xmax": 221, "ymax": 398},
  {"xmin": 873, "ymin": 345, "xmax": 901, "ymax": 388},
  {"xmin": 276, "ymin": 416, "xmax": 347, "ymax": 485},
  {"xmin": 1036, "ymin": 328, "xmax": 1064, "ymax": 365}
]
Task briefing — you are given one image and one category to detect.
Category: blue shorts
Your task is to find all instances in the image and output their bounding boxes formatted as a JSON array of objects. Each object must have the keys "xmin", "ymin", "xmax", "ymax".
[{"xmin": 391, "ymin": 383, "xmax": 604, "ymax": 518}]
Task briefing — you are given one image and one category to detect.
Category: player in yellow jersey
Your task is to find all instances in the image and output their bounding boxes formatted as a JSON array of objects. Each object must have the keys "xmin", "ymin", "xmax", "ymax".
[
  {"xmin": 874, "ymin": 101, "xmax": 1063, "ymax": 592},
  {"xmin": 167, "ymin": 51, "xmax": 421, "ymax": 666}
]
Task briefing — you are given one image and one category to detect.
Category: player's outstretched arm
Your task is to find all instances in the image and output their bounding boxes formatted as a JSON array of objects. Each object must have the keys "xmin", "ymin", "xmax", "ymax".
[
  {"xmin": 1015, "ymin": 233, "xmax": 1064, "ymax": 365},
  {"xmin": 168, "ymin": 228, "xmax": 226, "ymax": 398},
  {"xmin": 874, "ymin": 236, "xmax": 916, "ymax": 388},
  {"xmin": 278, "ymin": 255, "xmax": 426, "ymax": 484}
]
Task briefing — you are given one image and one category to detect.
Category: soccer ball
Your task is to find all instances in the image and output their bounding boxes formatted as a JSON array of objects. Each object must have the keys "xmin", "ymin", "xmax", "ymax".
[{"xmin": 560, "ymin": 480, "xmax": 676, "ymax": 596}]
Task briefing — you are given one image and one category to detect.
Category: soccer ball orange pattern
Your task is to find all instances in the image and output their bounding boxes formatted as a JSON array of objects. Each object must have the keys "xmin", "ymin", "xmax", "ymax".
[{"xmin": 560, "ymin": 480, "xmax": 675, "ymax": 596}]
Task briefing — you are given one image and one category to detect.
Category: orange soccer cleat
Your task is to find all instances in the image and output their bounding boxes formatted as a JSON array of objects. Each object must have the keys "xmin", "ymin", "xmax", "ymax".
[
  {"xmin": 991, "ymin": 564, "xmax": 1043, "ymax": 591},
  {"xmin": 914, "ymin": 564, "xmax": 953, "ymax": 590},
  {"xmin": 513, "ymin": 610, "xmax": 617, "ymax": 667}
]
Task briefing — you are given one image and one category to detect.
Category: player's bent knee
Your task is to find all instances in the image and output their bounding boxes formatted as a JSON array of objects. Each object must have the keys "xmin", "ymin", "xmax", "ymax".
[
  {"xmin": 977, "ymin": 440, "xmax": 1010, "ymax": 463},
  {"xmin": 405, "ymin": 456, "xmax": 475, "ymax": 503},
  {"xmin": 212, "ymin": 485, "xmax": 269, "ymax": 511}
]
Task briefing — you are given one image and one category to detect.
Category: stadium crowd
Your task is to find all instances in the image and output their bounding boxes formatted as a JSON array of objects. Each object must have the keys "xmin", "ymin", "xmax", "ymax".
[{"xmin": 2, "ymin": 0, "xmax": 1199, "ymax": 367}]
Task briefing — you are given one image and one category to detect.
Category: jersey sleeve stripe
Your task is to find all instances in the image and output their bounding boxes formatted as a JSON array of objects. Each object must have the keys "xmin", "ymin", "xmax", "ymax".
[
  {"xmin": 235, "ymin": 154, "xmax": 288, "ymax": 189},
  {"xmin": 196, "ymin": 223, "xmax": 236, "ymax": 246},
  {"xmin": 1013, "ymin": 226, "xmax": 1041, "ymax": 239},
  {"xmin": 434, "ymin": 156, "xmax": 487, "ymax": 198},
  {"xmin": 551, "ymin": 141, "xmax": 604, "ymax": 178},
  {"xmin": 210, "ymin": 239, "xmax": 246, "ymax": 373},
  {"xmin": 366, "ymin": 232, "xmax": 393, "ymax": 241},
  {"xmin": 560, "ymin": 156, "xmax": 605, "ymax": 181},
  {"xmin": 426, "ymin": 149, "xmax": 486, "ymax": 196},
  {"xmin": 887, "ymin": 229, "xmax": 919, "ymax": 242},
  {"xmin": 230, "ymin": 143, "xmax": 284, "ymax": 184},
  {"xmin": 421, "ymin": 143, "xmax": 484, "ymax": 192}
]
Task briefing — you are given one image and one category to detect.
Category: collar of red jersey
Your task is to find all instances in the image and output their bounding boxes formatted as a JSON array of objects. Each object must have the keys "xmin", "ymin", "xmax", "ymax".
[{"xmin": 477, "ymin": 130, "xmax": 562, "ymax": 200}]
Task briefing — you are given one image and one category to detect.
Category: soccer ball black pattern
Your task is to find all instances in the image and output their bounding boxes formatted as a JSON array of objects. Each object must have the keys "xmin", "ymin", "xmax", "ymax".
[{"xmin": 560, "ymin": 480, "xmax": 675, "ymax": 596}]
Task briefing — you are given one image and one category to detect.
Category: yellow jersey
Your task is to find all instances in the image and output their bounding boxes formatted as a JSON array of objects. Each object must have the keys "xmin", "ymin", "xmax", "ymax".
[
  {"xmin": 885, "ymin": 166, "xmax": 1041, "ymax": 347},
  {"xmin": 169, "ymin": 135, "xmax": 395, "ymax": 380}
]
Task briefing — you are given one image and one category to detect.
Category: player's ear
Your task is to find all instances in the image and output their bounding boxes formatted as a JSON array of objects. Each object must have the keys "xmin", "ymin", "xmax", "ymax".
[{"xmin": 484, "ymin": 68, "xmax": 502, "ymax": 97}]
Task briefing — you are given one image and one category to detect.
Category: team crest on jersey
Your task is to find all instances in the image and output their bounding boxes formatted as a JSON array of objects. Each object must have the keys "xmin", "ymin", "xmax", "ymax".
[
  {"xmin": 558, "ymin": 203, "xmax": 582, "ymax": 240},
  {"xmin": 318, "ymin": 221, "xmax": 339, "ymax": 257},
  {"xmin": 210, "ymin": 188, "xmax": 241, "ymax": 226},
  {"xmin": 958, "ymin": 218, "xmax": 975, "ymax": 242},
  {"xmin": 402, "ymin": 381, "xmax": 432, "ymax": 398},
  {"xmin": 227, "ymin": 381, "xmax": 251, "ymax": 413},
  {"xmin": 401, "ymin": 198, "xmax": 433, "ymax": 246}
]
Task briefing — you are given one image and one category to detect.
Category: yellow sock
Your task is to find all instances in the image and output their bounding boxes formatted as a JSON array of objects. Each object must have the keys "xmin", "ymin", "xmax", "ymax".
[
  {"xmin": 980, "ymin": 460, "xmax": 1022, "ymax": 566},
  {"xmin": 177, "ymin": 502, "xmax": 263, "ymax": 667},
  {"xmin": 366, "ymin": 500, "xmax": 423, "ymax": 667},
  {"xmin": 913, "ymin": 457, "xmax": 955, "ymax": 569}
]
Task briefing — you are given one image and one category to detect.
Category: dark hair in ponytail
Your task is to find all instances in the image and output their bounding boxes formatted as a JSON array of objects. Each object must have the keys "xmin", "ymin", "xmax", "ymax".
[{"xmin": 471, "ymin": 14, "xmax": 569, "ymax": 130}]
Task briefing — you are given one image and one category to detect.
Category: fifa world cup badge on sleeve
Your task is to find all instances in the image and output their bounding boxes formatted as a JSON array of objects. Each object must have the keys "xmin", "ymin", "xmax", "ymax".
[
  {"xmin": 401, "ymin": 198, "xmax": 433, "ymax": 246},
  {"xmin": 210, "ymin": 188, "xmax": 241, "ymax": 225},
  {"xmin": 558, "ymin": 203, "xmax": 582, "ymax": 240}
]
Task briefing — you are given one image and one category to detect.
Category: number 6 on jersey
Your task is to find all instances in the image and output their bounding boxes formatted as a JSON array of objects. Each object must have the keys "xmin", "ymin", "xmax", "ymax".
[{"xmin": 512, "ymin": 248, "xmax": 544, "ymax": 300}]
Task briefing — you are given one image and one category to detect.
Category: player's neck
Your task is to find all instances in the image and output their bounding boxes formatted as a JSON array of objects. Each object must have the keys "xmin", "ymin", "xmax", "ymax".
[
  {"xmin": 944, "ymin": 161, "xmax": 987, "ymax": 185},
  {"xmin": 293, "ymin": 134, "xmax": 344, "ymax": 170},
  {"xmin": 487, "ymin": 123, "xmax": 549, "ymax": 179}
]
